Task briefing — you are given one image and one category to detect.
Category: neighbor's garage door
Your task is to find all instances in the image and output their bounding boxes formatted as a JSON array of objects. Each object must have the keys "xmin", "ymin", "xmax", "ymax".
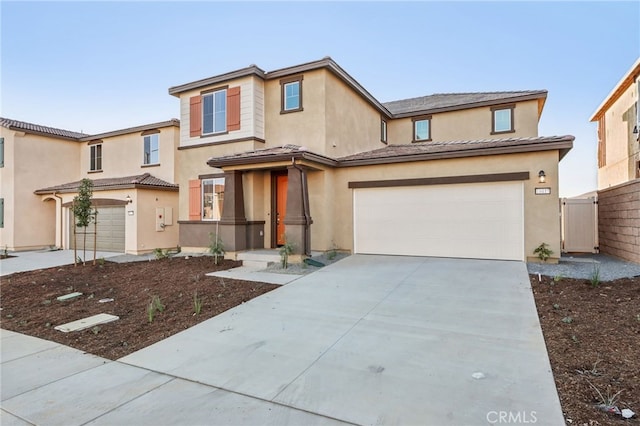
[
  {"xmin": 353, "ymin": 181, "xmax": 524, "ymax": 261},
  {"xmin": 70, "ymin": 206, "xmax": 125, "ymax": 252}
]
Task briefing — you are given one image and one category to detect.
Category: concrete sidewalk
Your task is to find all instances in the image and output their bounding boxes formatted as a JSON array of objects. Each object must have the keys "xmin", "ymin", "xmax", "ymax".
[
  {"xmin": 1, "ymin": 255, "xmax": 563, "ymax": 425},
  {"xmin": 0, "ymin": 250, "xmax": 123, "ymax": 276}
]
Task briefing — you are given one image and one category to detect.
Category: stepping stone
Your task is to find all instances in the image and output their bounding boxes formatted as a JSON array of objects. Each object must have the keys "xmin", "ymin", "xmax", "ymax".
[
  {"xmin": 54, "ymin": 313, "xmax": 119, "ymax": 333},
  {"xmin": 56, "ymin": 292, "xmax": 83, "ymax": 301}
]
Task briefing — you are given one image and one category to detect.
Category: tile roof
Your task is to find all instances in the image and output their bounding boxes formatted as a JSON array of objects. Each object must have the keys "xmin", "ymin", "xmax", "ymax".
[
  {"xmin": 207, "ymin": 136, "xmax": 574, "ymax": 168},
  {"xmin": 34, "ymin": 173, "xmax": 178, "ymax": 194},
  {"xmin": 338, "ymin": 135, "xmax": 574, "ymax": 163},
  {"xmin": 383, "ymin": 91, "xmax": 547, "ymax": 116},
  {"xmin": 0, "ymin": 117, "xmax": 88, "ymax": 140}
]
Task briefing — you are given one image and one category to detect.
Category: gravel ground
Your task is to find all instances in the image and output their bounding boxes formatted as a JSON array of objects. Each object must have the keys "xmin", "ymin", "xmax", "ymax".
[
  {"xmin": 527, "ymin": 253, "xmax": 640, "ymax": 281},
  {"xmin": 264, "ymin": 251, "xmax": 350, "ymax": 274}
]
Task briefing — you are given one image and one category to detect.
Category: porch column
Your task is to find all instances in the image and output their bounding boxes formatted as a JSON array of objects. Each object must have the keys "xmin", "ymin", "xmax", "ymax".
[
  {"xmin": 219, "ymin": 170, "xmax": 247, "ymax": 251},
  {"xmin": 284, "ymin": 164, "xmax": 313, "ymax": 256}
]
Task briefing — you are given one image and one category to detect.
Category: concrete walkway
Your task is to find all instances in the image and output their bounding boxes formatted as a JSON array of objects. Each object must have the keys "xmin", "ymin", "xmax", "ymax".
[
  {"xmin": 0, "ymin": 250, "xmax": 123, "ymax": 276},
  {"xmin": 1, "ymin": 255, "xmax": 563, "ymax": 425}
]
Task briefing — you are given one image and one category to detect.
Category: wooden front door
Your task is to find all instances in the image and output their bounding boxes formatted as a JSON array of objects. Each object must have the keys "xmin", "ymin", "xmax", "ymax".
[{"xmin": 275, "ymin": 174, "xmax": 288, "ymax": 245}]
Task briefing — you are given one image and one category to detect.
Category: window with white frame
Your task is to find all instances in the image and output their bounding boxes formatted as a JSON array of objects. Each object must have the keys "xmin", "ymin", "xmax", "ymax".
[
  {"xmin": 202, "ymin": 177, "xmax": 225, "ymax": 220},
  {"xmin": 491, "ymin": 105, "xmax": 515, "ymax": 134},
  {"xmin": 143, "ymin": 134, "xmax": 159, "ymax": 165},
  {"xmin": 280, "ymin": 76, "xmax": 303, "ymax": 113},
  {"xmin": 90, "ymin": 144, "xmax": 102, "ymax": 171},
  {"xmin": 202, "ymin": 89, "xmax": 227, "ymax": 134}
]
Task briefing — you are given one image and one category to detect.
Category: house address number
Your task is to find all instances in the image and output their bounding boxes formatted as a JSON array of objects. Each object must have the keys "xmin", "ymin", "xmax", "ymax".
[{"xmin": 535, "ymin": 187, "xmax": 551, "ymax": 195}]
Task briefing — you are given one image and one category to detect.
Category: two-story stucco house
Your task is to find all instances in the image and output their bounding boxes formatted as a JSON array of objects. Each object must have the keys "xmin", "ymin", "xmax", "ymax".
[
  {"xmin": 0, "ymin": 118, "xmax": 180, "ymax": 254},
  {"xmin": 590, "ymin": 57, "xmax": 640, "ymax": 263},
  {"xmin": 172, "ymin": 57, "xmax": 573, "ymax": 262}
]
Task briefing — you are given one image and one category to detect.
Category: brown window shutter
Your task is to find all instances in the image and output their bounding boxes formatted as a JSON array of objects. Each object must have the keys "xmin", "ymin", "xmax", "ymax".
[
  {"xmin": 189, "ymin": 179, "xmax": 202, "ymax": 220},
  {"xmin": 227, "ymin": 86, "xmax": 241, "ymax": 131},
  {"xmin": 190, "ymin": 96, "xmax": 202, "ymax": 137}
]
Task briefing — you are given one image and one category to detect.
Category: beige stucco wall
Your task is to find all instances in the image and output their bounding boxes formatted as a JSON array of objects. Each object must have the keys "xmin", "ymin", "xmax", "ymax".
[
  {"xmin": 324, "ymin": 73, "xmax": 386, "ymax": 157},
  {"xmin": 80, "ymin": 125, "xmax": 179, "ymax": 183},
  {"xmin": 178, "ymin": 75, "xmax": 264, "ymax": 149},
  {"xmin": 0, "ymin": 129, "xmax": 81, "ymax": 251},
  {"xmin": 388, "ymin": 100, "xmax": 540, "ymax": 144},
  {"xmin": 318, "ymin": 150, "xmax": 562, "ymax": 261},
  {"xmin": 264, "ymin": 70, "xmax": 327, "ymax": 153},
  {"xmin": 598, "ymin": 82, "xmax": 639, "ymax": 189}
]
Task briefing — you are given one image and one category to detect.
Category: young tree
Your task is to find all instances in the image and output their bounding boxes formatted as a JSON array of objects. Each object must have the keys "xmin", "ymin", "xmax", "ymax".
[{"xmin": 72, "ymin": 178, "xmax": 95, "ymax": 265}]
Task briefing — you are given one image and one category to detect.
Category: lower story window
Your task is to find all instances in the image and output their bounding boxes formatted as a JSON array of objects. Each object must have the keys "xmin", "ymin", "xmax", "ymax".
[{"xmin": 202, "ymin": 178, "xmax": 225, "ymax": 220}]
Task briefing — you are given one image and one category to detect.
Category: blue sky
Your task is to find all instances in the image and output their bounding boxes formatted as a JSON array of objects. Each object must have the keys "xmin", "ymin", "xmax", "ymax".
[{"xmin": 1, "ymin": 1, "xmax": 639, "ymax": 197}]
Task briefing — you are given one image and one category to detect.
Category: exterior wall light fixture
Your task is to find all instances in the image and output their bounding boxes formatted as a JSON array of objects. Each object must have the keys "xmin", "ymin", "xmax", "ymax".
[
  {"xmin": 538, "ymin": 170, "xmax": 546, "ymax": 184},
  {"xmin": 125, "ymin": 195, "xmax": 132, "ymax": 204}
]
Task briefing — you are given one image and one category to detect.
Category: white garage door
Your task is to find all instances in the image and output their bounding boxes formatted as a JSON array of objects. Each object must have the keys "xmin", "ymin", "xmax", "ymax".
[
  {"xmin": 353, "ymin": 181, "xmax": 524, "ymax": 261},
  {"xmin": 70, "ymin": 206, "xmax": 125, "ymax": 252}
]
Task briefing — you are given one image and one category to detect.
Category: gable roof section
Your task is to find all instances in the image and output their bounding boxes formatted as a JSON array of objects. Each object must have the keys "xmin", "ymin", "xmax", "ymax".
[
  {"xmin": 207, "ymin": 136, "xmax": 574, "ymax": 169},
  {"xmin": 168, "ymin": 57, "xmax": 548, "ymax": 119},
  {"xmin": 590, "ymin": 57, "xmax": 640, "ymax": 121},
  {"xmin": 0, "ymin": 117, "xmax": 88, "ymax": 140},
  {"xmin": 34, "ymin": 173, "xmax": 178, "ymax": 194},
  {"xmin": 383, "ymin": 91, "xmax": 547, "ymax": 118}
]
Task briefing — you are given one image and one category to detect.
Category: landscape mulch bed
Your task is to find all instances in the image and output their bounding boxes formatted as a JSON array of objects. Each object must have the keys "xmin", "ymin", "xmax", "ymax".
[
  {"xmin": 531, "ymin": 274, "xmax": 639, "ymax": 425},
  {"xmin": 1, "ymin": 256, "xmax": 638, "ymax": 424},
  {"xmin": 1, "ymin": 256, "xmax": 279, "ymax": 360}
]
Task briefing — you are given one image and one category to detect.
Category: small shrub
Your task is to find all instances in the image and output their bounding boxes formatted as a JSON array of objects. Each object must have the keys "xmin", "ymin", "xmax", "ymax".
[
  {"xmin": 553, "ymin": 274, "xmax": 564, "ymax": 283},
  {"xmin": 97, "ymin": 257, "xmax": 106, "ymax": 266},
  {"xmin": 561, "ymin": 316, "xmax": 573, "ymax": 324},
  {"xmin": 208, "ymin": 233, "xmax": 225, "ymax": 265},
  {"xmin": 279, "ymin": 238, "xmax": 294, "ymax": 269},
  {"xmin": 533, "ymin": 242, "xmax": 553, "ymax": 262},
  {"xmin": 151, "ymin": 295, "xmax": 165, "ymax": 312},
  {"xmin": 589, "ymin": 264, "xmax": 601, "ymax": 287},
  {"xmin": 153, "ymin": 248, "xmax": 169, "ymax": 260},
  {"xmin": 193, "ymin": 291, "xmax": 203, "ymax": 315},
  {"xmin": 146, "ymin": 302, "xmax": 155, "ymax": 323}
]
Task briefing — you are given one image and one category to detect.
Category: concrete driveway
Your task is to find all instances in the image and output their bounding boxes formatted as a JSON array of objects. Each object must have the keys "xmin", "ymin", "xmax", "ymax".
[
  {"xmin": 1, "ymin": 255, "xmax": 563, "ymax": 425},
  {"xmin": 0, "ymin": 250, "xmax": 124, "ymax": 276}
]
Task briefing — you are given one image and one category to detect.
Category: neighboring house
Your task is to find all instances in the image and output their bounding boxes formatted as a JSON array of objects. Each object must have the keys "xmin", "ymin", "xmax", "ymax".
[
  {"xmin": 171, "ymin": 57, "xmax": 573, "ymax": 262},
  {"xmin": 0, "ymin": 118, "xmax": 180, "ymax": 254},
  {"xmin": 591, "ymin": 57, "xmax": 640, "ymax": 189},
  {"xmin": 590, "ymin": 57, "xmax": 640, "ymax": 263}
]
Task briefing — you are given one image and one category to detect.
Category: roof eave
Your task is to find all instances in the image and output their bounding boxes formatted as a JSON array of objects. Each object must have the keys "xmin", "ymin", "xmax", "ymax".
[
  {"xmin": 590, "ymin": 57, "xmax": 640, "ymax": 122},
  {"xmin": 35, "ymin": 183, "xmax": 178, "ymax": 195},
  {"xmin": 6, "ymin": 125, "xmax": 83, "ymax": 141},
  {"xmin": 207, "ymin": 151, "xmax": 338, "ymax": 169},
  {"xmin": 338, "ymin": 138, "xmax": 574, "ymax": 167},
  {"xmin": 79, "ymin": 119, "xmax": 180, "ymax": 141},
  {"xmin": 168, "ymin": 65, "xmax": 266, "ymax": 96}
]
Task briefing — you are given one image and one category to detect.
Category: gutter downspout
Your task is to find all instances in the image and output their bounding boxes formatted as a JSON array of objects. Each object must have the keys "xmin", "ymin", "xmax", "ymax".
[{"xmin": 53, "ymin": 192, "xmax": 63, "ymax": 249}]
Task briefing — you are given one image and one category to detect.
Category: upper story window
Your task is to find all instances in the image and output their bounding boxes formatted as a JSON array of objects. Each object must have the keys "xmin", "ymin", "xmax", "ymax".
[
  {"xmin": 280, "ymin": 76, "xmax": 303, "ymax": 113},
  {"xmin": 381, "ymin": 119, "xmax": 388, "ymax": 144},
  {"xmin": 143, "ymin": 133, "xmax": 159, "ymax": 165},
  {"xmin": 90, "ymin": 144, "xmax": 102, "ymax": 171},
  {"xmin": 189, "ymin": 86, "xmax": 240, "ymax": 138},
  {"xmin": 203, "ymin": 89, "xmax": 227, "ymax": 134},
  {"xmin": 491, "ymin": 104, "xmax": 515, "ymax": 134},
  {"xmin": 412, "ymin": 116, "xmax": 432, "ymax": 142},
  {"xmin": 202, "ymin": 177, "xmax": 225, "ymax": 220}
]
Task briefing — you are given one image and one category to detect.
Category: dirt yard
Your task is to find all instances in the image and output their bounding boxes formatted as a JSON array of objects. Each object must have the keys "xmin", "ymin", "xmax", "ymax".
[
  {"xmin": 531, "ymin": 274, "xmax": 639, "ymax": 425},
  {"xmin": 0, "ymin": 255, "xmax": 638, "ymax": 424}
]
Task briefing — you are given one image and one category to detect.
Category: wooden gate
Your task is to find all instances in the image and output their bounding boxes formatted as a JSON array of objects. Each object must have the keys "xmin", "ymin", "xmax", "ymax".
[{"xmin": 561, "ymin": 197, "xmax": 598, "ymax": 253}]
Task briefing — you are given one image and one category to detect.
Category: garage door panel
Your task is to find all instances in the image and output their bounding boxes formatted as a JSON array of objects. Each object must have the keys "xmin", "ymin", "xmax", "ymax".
[
  {"xmin": 354, "ymin": 182, "xmax": 524, "ymax": 261},
  {"xmin": 70, "ymin": 206, "xmax": 125, "ymax": 252}
]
